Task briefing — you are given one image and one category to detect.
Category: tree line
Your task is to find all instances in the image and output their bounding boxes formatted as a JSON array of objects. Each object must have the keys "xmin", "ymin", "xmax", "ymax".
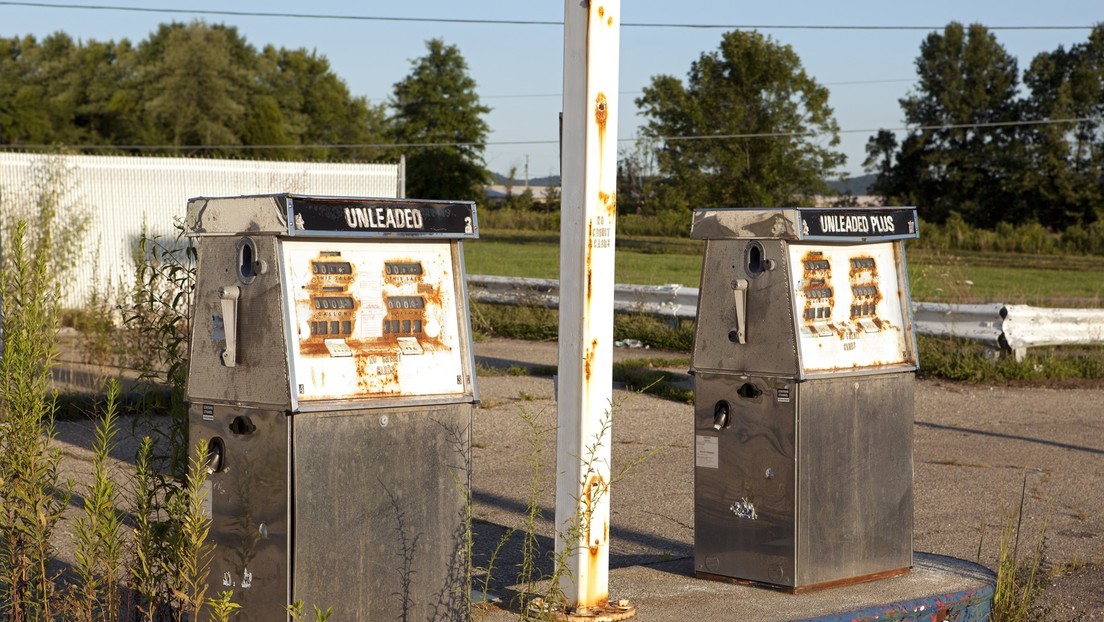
[
  {"xmin": 617, "ymin": 23, "xmax": 1104, "ymax": 235},
  {"xmin": 0, "ymin": 22, "xmax": 491, "ymax": 203},
  {"xmin": 865, "ymin": 23, "xmax": 1104, "ymax": 231},
  {"xmin": 4, "ymin": 20, "xmax": 1102, "ymax": 233}
]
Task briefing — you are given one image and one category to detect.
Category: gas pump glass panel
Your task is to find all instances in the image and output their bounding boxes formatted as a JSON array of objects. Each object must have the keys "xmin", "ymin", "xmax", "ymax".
[
  {"xmin": 787, "ymin": 242, "xmax": 912, "ymax": 372},
  {"xmin": 282, "ymin": 240, "xmax": 465, "ymax": 400}
]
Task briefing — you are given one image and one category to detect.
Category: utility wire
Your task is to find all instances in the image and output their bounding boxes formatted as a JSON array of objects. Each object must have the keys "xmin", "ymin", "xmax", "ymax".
[
  {"xmin": 4, "ymin": 117, "xmax": 1099, "ymax": 152},
  {"xmin": 445, "ymin": 79, "xmax": 917, "ymax": 102},
  {"xmin": 0, "ymin": 2, "xmax": 1097, "ymax": 31}
]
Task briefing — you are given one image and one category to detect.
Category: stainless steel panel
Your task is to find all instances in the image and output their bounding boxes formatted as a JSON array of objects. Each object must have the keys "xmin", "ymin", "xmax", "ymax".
[
  {"xmin": 691, "ymin": 240, "xmax": 800, "ymax": 377},
  {"xmin": 796, "ymin": 373, "xmax": 913, "ymax": 587},
  {"xmin": 693, "ymin": 372, "xmax": 913, "ymax": 589},
  {"xmin": 694, "ymin": 373, "xmax": 796, "ymax": 585},
  {"xmin": 186, "ymin": 235, "xmax": 293, "ymax": 407},
  {"xmin": 191, "ymin": 405, "xmax": 289, "ymax": 620},
  {"xmin": 292, "ymin": 404, "xmax": 471, "ymax": 620},
  {"xmin": 188, "ymin": 196, "xmax": 289, "ymax": 236},
  {"xmin": 691, "ymin": 208, "xmax": 802, "ymax": 240}
]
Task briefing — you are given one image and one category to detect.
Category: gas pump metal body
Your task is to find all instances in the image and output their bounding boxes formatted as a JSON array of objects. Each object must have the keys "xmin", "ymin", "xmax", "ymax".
[
  {"xmin": 185, "ymin": 194, "xmax": 478, "ymax": 620},
  {"xmin": 690, "ymin": 207, "xmax": 919, "ymax": 591}
]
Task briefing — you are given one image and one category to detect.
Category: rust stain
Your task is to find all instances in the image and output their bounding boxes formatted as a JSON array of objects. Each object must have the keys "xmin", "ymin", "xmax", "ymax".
[
  {"xmin": 800, "ymin": 250, "xmax": 835, "ymax": 333},
  {"xmin": 584, "ymin": 338, "xmax": 597, "ymax": 382},
  {"xmin": 595, "ymin": 92, "xmax": 608, "ymax": 136},
  {"xmin": 847, "ymin": 254, "xmax": 883, "ymax": 323},
  {"xmin": 594, "ymin": 92, "xmax": 609, "ymax": 175},
  {"xmin": 598, "ymin": 190, "xmax": 618, "ymax": 220},
  {"xmin": 582, "ymin": 473, "xmax": 609, "ymax": 608},
  {"xmin": 848, "ymin": 254, "xmax": 879, "ymax": 279}
]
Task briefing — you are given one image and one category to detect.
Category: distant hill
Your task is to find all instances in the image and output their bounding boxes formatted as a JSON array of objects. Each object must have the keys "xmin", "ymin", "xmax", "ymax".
[
  {"xmin": 490, "ymin": 171, "xmax": 560, "ymax": 186},
  {"xmin": 826, "ymin": 174, "xmax": 877, "ymax": 196}
]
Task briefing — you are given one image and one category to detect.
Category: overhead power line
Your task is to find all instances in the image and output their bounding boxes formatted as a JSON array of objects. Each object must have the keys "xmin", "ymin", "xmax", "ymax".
[
  {"xmin": 463, "ymin": 79, "xmax": 917, "ymax": 101},
  {"xmin": 658, "ymin": 116, "xmax": 1104, "ymax": 142},
  {"xmin": 4, "ymin": 117, "xmax": 1099, "ymax": 153},
  {"xmin": 0, "ymin": 2, "xmax": 1097, "ymax": 31}
]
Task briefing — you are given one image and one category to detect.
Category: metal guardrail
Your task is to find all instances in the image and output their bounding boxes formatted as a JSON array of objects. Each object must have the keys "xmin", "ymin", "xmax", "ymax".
[{"xmin": 467, "ymin": 275, "xmax": 1104, "ymax": 360}]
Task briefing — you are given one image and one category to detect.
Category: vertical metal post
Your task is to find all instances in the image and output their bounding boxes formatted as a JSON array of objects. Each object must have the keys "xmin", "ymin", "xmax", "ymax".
[{"xmin": 555, "ymin": 0, "xmax": 626, "ymax": 616}]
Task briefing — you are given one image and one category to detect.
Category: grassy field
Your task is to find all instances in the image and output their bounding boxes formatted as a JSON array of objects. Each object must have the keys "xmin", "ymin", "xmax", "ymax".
[
  {"xmin": 467, "ymin": 229, "xmax": 1104, "ymax": 385},
  {"xmin": 466, "ymin": 230, "xmax": 1104, "ymax": 307}
]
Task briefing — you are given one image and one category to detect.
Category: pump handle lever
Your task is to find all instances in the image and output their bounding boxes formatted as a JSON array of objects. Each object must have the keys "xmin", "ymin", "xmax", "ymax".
[
  {"xmin": 731, "ymin": 279, "xmax": 749, "ymax": 344},
  {"xmin": 219, "ymin": 285, "xmax": 241, "ymax": 367}
]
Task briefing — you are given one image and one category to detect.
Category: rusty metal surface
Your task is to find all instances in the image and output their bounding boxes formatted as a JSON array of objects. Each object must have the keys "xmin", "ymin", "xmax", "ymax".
[
  {"xmin": 282, "ymin": 240, "xmax": 471, "ymax": 403},
  {"xmin": 788, "ymin": 242, "xmax": 917, "ymax": 375},
  {"xmin": 554, "ymin": 0, "xmax": 621, "ymax": 611}
]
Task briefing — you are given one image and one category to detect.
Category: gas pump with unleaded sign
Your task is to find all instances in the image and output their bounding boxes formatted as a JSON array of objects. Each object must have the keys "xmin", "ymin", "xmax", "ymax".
[
  {"xmin": 184, "ymin": 194, "xmax": 478, "ymax": 620},
  {"xmin": 689, "ymin": 207, "xmax": 920, "ymax": 592}
]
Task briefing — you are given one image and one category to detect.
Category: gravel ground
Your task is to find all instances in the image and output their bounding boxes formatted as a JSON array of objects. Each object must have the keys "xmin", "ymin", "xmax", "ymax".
[{"xmin": 45, "ymin": 337, "xmax": 1104, "ymax": 620}]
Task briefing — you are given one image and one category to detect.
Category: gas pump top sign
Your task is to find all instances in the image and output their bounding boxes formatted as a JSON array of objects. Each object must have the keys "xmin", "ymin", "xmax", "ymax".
[
  {"xmin": 691, "ymin": 207, "xmax": 918, "ymax": 243},
  {"xmin": 798, "ymin": 208, "xmax": 916, "ymax": 240},
  {"xmin": 187, "ymin": 193, "xmax": 477, "ymax": 239},
  {"xmin": 290, "ymin": 197, "xmax": 477, "ymax": 238}
]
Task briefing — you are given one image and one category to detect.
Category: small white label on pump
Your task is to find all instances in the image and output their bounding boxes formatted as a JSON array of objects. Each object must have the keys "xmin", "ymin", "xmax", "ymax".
[{"xmin": 696, "ymin": 435, "xmax": 719, "ymax": 469}]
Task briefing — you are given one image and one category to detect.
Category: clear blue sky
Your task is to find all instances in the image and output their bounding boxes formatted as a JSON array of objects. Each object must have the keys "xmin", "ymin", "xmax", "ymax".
[{"xmin": 3, "ymin": 1, "xmax": 1100, "ymax": 181}]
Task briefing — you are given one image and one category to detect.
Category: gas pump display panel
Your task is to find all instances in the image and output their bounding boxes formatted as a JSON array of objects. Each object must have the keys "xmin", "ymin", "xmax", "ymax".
[
  {"xmin": 787, "ymin": 242, "xmax": 913, "ymax": 374},
  {"xmin": 281, "ymin": 240, "xmax": 466, "ymax": 401}
]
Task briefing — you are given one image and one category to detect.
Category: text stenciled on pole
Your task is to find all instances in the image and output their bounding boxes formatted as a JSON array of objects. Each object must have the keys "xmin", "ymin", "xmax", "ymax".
[{"xmin": 591, "ymin": 214, "xmax": 613, "ymax": 249}]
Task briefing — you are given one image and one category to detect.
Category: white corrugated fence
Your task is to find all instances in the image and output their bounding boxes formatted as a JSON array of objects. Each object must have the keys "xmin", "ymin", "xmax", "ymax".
[{"xmin": 1, "ymin": 152, "xmax": 403, "ymax": 308}]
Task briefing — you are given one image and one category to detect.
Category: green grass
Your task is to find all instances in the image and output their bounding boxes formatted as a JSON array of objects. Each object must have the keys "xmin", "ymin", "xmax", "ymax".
[
  {"xmin": 467, "ymin": 231, "xmax": 1104, "ymax": 386},
  {"xmin": 465, "ymin": 232, "xmax": 703, "ymax": 286},
  {"xmin": 906, "ymin": 249, "xmax": 1104, "ymax": 306},
  {"xmin": 467, "ymin": 231, "xmax": 1104, "ymax": 307}
]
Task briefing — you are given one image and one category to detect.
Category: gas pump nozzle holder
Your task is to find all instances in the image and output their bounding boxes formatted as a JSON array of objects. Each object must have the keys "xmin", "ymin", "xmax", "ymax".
[
  {"xmin": 184, "ymin": 194, "xmax": 479, "ymax": 620},
  {"xmin": 690, "ymin": 207, "xmax": 920, "ymax": 592}
]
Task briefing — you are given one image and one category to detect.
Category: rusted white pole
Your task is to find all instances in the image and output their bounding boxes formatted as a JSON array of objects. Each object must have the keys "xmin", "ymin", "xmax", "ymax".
[{"xmin": 555, "ymin": 0, "xmax": 621, "ymax": 614}]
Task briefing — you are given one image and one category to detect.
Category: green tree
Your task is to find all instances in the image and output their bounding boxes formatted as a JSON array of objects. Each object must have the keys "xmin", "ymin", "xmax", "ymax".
[
  {"xmin": 862, "ymin": 129, "xmax": 900, "ymax": 200},
  {"xmin": 138, "ymin": 22, "xmax": 253, "ymax": 154},
  {"xmin": 0, "ymin": 35, "xmax": 58, "ymax": 145},
  {"xmin": 1021, "ymin": 24, "xmax": 1104, "ymax": 227},
  {"xmin": 889, "ymin": 22, "xmax": 1026, "ymax": 226},
  {"xmin": 255, "ymin": 46, "xmax": 389, "ymax": 162},
  {"xmin": 0, "ymin": 24, "xmax": 386, "ymax": 161},
  {"xmin": 634, "ymin": 30, "xmax": 845, "ymax": 210},
  {"xmin": 389, "ymin": 39, "xmax": 491, "ymax": 203}
]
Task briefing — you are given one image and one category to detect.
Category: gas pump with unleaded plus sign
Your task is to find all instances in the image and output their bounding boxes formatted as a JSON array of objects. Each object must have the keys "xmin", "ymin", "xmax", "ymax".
[{"xmin": 690, "ymin": 206, "xmax": 920, "ymax": 592}]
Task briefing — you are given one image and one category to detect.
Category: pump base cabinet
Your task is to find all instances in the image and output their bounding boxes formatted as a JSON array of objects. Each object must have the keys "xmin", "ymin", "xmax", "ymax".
[
  {"xmin": 693, "ymin": 372, "xmax": 913, "ymax": 589},
  {"xmin": 185, "ymin": 194, "xmax": 479, "ymax": 620},
  {"xmin": 689, "ymin": 207, "xmax": 919, "ymax": 591}
]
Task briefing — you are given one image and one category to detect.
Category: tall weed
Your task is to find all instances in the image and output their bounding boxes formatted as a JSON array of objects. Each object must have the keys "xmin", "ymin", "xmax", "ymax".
[
  {"xmin": 982, "ymin": 474, "xmax": 1051, "ymax": 622},
  {"xmin": 123, "ymin": 223, "xmax": 195, "ymax": 480},
  {"xmin": 68, "ymin": 380, "xmax": 126, "ymax": 622},
  {"xmin": 0, "ymin": 219, "xmax": 72, "ymax": 621}
]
